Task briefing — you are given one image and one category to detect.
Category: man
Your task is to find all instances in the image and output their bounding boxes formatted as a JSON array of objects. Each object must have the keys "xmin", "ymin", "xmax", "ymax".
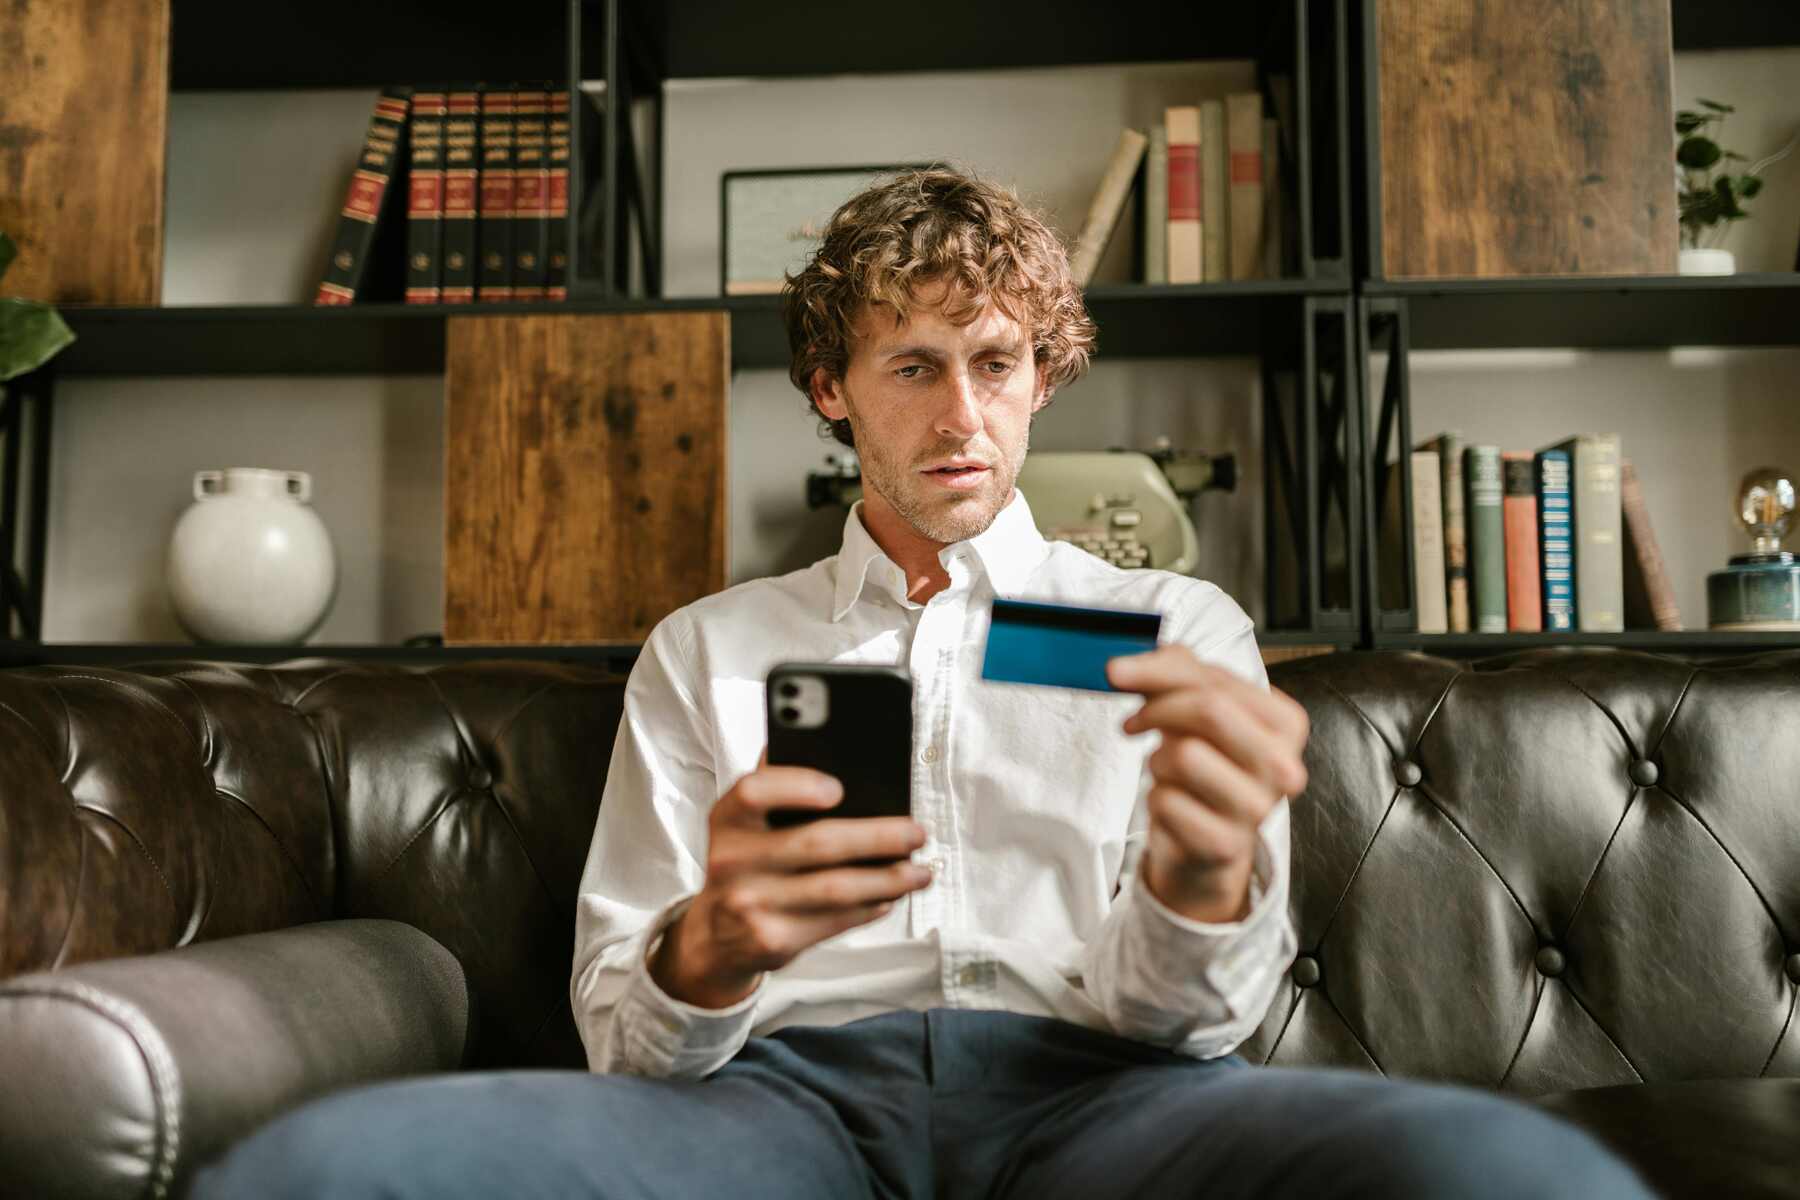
[{"xmin": 195, "ymin": 166, "xmax": 1649, "ymax": 1199}]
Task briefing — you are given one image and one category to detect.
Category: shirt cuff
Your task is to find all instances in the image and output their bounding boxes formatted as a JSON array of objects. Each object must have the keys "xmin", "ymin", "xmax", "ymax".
[
  {"xmin": 1128, "ymin": 829, "xmax": 1288, "ymax": 1010},
  {"xmin": 615, "ymin": 895, "xmax": 762, "ymax": 1078}
]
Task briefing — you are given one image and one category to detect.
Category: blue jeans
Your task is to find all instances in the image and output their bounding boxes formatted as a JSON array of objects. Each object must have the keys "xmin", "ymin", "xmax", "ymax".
[{"xmin": 192, "ymin": 1008, "xmax": 1652, "ymax": 1199}]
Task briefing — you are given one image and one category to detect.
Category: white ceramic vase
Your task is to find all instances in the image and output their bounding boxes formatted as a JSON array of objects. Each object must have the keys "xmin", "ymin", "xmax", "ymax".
[
  {"xmin": 1677, "ymin": 247, "xmax": 1735, "ymax": 275},
  {"xmin": 167, "ymin": 468, "xmax": 337, "ymax": 644}
]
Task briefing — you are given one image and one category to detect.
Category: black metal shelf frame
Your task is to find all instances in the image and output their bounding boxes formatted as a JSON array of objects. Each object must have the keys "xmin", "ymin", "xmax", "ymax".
[{"xmin": 14, "ymin": 1, "xmax": 1798, "ymax": 658}]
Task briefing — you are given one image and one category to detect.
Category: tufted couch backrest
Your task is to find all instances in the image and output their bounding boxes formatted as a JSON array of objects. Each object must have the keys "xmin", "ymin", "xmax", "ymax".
[
  {"xmin": 0, "ymin": 660, "xmax": 622, "ymax": 1067},
  {"xmin": 1, "ymin": 649, "xmax": 1796, "ymax": 1088},
  {"xmin": 1243, "ymin": 648, "xmax": 1800, "ymax": 1093}
]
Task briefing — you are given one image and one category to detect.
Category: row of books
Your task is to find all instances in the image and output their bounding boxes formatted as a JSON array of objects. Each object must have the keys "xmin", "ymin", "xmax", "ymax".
[
  {"xmin": 315, "ymin": 83, "xmax": 573, "ymax": 306},
  {"xmin": 1402, "ymin": 433, "xmax": 1680, "ymax": 634},
  {"xmin": 1068, "ymin": 89, "xmax": 1286, "ymax": 288}
]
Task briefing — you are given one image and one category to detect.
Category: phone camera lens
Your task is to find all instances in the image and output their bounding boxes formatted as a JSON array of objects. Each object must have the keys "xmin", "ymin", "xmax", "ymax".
[
  {"xmin": 778, "ymin": 681, "xmax": 800, "ymax": 699},
  {"xmin": 778, "ymin": 705, "xmax": 800, "ymax": 724}
]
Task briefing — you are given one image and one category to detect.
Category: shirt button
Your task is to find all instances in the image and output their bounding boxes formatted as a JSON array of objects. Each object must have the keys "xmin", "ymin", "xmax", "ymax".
[
  {"xmin": 927, "ymin": 856, "xmax": 946, "ymax": 874},
  {"xmin": 957, "ymin": 964, "xmax": 983, "ymax": 987},
  {"xmin": 921, "ymin": 745, "xmax": 939, "ymax": 764}
]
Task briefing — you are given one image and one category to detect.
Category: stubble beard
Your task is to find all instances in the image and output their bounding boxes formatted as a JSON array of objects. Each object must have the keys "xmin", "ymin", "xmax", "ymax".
[{"xmin": 846, "ymin": 398, "xmax": 1030, "ymax": 546}]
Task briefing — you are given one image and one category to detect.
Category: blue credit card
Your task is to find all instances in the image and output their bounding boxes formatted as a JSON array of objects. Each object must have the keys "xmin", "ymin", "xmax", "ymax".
[{"xmin": 979, "ymin": 598, "xmax": 1163, "ymax": 692}]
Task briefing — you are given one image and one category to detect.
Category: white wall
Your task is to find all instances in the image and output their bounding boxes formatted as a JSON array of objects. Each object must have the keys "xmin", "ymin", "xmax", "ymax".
[{"xmin": 36, "ymin": 49, "xmax": 1800, "ymax": 643}]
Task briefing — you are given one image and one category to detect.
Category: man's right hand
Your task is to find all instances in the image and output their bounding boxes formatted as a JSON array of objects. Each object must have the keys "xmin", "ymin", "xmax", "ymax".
[{"xmin": 649, "ymin": 751, "xmax": 931, "ymax": 1010}]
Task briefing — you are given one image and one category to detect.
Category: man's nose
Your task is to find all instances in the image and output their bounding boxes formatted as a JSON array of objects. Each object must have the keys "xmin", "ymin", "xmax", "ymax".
[{"xmin": 935, "ymin": 372, "xmax": 983, "ymax": 438}]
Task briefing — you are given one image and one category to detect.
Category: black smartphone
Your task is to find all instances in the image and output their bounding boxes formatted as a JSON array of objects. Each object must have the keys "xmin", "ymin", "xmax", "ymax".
[{"xmin": 764, "ymin": 662, "xmax": 913, "ymax": 829}]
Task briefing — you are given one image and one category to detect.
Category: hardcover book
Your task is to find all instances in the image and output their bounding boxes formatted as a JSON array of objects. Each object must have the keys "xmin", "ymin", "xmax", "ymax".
[
  {"xmin": 1549, "ymin": 434, "xmax": 1624, "ymax": 632},
  {"xmin": 546, "ymin": 89, "xmax": 571, "ymax": 300},
  {"xmin": 1463, "ymin": 444, "xmax": 1507, "ymax": 633},
  {"xmin": 1199, "ymin": 99, "xmax": 1226, "ymax": 283},
  {"xmin": 404, "ymin": 88, "xmax": 448, "ymax": 304},
  {"xmin": 511, "ymin": 85, "xmax": 551, "ymax": 302},
  {"xmin": 1501, "ymin": 451, "xmax": 1543, "ymax": 631},
  {"xmin": 1164, "ymin": 106, "xmax": 1201, "ymax": 284},
  {"xmin": 1620, "ymin": 459, "xmax": 1681, "ymax": 630},
  {"xmin": 477, "ymin": 85, "xmax": 517, "ymax": 302},
  {"xmin": 1418, "ymin": 431, "xmax": 1469, "ymax": 632},
  {"xmin": 1535, "ymin": 448, "xmax": 1575, "ymax": 631},
  {"xmin": 1226, "ymin": 91, "xmax": 1264, "ymax": 280},
  {"xmin": 1411, "ymin": 449, "xmax": 1448, "ymax": 633},
  {"xmin": 1069, "ymin": 127, "xmax": 1148, "ymax": 287},
  {"xmin": 315, "ymin": 86, "xmax": 411, "ymax": 305},
  {"xmin": 1143, "ymin": 124, "xmax": 1167, "ymax": 284},
  {"xmin": 440, "ymin": 86, "xmax": 481, "ymax": 304},
  {"xmin": 1262, "ymin": 116, "xmax": 1283, "ymax": 279}
]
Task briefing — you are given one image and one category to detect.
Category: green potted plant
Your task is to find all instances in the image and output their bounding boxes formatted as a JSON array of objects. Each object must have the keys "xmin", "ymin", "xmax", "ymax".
[
  {"xmin": 0, "ymin": 230, "xmax": 76, "ymax": 390},
  {"xmin": 1675, "ymin": 100, "xmax": 1795, "ymax": 275}
]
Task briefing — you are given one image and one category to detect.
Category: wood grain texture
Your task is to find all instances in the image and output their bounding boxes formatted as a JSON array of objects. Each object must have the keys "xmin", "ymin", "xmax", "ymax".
[
  {"xmin": 444, "ymin": 312, "xmax": 729, "ymax": 644},
  {"xmin": 0, "ymin": 0, "xmax": 168, "ymax": 304},
  {"xmin": 1377, "ymin": 0, "xmax": 1676, "ymax": 278},
  {"xmin": 1260, "ymin": 645, "xmax": 1338, "ymax": 667}
]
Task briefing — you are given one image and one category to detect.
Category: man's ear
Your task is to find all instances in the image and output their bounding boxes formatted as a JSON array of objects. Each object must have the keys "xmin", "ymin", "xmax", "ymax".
[{"xmin": 809, "ymin": 367, "xmax": 849, "ymax": 422}]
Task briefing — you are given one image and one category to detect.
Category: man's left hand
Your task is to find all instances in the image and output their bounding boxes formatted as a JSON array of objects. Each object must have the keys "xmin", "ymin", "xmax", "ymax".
[{"xmin": 1106, "ymin": 645, "xmax": 1310, "ymax": 925}]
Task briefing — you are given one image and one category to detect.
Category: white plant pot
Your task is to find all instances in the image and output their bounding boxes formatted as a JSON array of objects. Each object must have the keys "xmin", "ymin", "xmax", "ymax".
[
  {"xmin": 167, "ymin": 468, "xmax": 338, "ymax": 644},
  {"xmin": 1677, "ymin": 247, "xmax": 1735, "ymax": 275}
]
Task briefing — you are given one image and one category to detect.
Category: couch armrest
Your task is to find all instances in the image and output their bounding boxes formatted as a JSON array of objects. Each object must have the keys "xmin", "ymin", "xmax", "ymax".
[{"xmin": 0, "ymin": 918, "xmax": 470, "ymax": 1200}]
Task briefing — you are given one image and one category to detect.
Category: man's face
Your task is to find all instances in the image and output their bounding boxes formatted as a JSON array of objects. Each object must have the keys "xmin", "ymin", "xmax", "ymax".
[{"xmin": 811, "ymin": 280, "xmax": 1050, "ymax": 547}]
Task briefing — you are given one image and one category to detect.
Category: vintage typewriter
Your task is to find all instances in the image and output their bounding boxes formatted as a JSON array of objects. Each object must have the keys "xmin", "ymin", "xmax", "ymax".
[{"xmin": 806, "ymin": 440, "xmax": 1235, "ymax": 576}]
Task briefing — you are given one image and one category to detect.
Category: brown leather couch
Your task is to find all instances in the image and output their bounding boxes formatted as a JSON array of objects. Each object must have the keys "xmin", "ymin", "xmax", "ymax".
[{"xmin": 1, "ymin": 649, "xmax": 1795, "ymax": 1198}]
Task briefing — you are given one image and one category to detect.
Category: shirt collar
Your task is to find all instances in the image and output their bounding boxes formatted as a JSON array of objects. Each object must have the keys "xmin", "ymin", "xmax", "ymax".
[{"xmin": 831, "ymin": 487, "xmax": 1049, "ymax": 622}]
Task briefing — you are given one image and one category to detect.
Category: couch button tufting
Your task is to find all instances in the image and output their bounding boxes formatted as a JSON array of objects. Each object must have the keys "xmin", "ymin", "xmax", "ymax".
[
  {"xmin": 1788, "ymin": 954, "xmax": 1800, "ymax": 985},
  {"xmin": 1535, "ymin": 946, "xmax": 1565, "ymax": 978},
  {"xmin": 1629, "ymin": 759, "xmax": 1659, "ymax": 787},
  {"xmin": 1395, "ymin": 760, "xmax": 1422, "ymax": 788},
  {"xmin": 469, "ymin": 766, "xmax": 494, "ymax": 790},
  {"xmin": 1292, "ymin": 955, "xmax": 1321, "ymax": 987}
]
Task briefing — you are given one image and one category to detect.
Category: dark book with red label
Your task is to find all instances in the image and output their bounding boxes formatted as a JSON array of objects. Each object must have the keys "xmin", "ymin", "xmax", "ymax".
[
  {"xmin": 404, "ymin": 88, "xmax": 448, "ymax": 304},
  {"xmin": 316, "ymin": 86, "xmax": 412, "ymax": 305},
  {"xmin": 441, "ymin": 86, "xmax": 481, "ymax": 304},
  {"xmin": 511, "ymin": 85, "xmax": 550, "ymax": 301},
  {"xmin": 477, "ymin": 85, "xmax": 516, "ymax": 302},
  {"xmin": 546, "ymin": 89, "xmax": 571, "ymax": 300}
]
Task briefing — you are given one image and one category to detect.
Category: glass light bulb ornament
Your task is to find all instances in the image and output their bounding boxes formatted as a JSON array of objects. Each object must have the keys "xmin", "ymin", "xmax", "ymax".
[
  {"xmin": 167, "ymin": 468, "xmax": 338, "ymax": 644},
  {"xmin": 1707, "ymin": 466, "xmax": 1799, "ymax": 631}
]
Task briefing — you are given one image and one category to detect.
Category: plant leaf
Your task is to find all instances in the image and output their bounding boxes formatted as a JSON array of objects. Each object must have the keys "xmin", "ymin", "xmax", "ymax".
[
  {"xmin": 1677, "ymin": 137, "xmax": 1721, "ymax": 169},
  {"xmin": 1739, "ymin": 174, "xmax": 1764, "ymax": 199},
  {"xmin": 1675, "ymin": 114, "xmax": 1706, "ymax": 135},
  {"xmin": 0, "ymin": 298, "xmax": 76, "ymax": 382},
  {"xmin": 1698, "ymin": 98, "xmax": 1735, "ymax": 113},
  {"xmin": 0, "ymin": 231, "xmax": 14, "ymax": 284}
]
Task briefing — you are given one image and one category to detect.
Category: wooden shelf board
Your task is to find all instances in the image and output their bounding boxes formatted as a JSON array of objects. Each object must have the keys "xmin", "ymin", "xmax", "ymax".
[
  {"xmin": 166, "ymin": 0, "xmax": 1796, "ymax": 90},
  {"xmin": 54, "ymin": 282, "xmax": 1346, "ymax": 377},
  {"xmin": 1363, "ymin": 273, "xmax": 1800, "ymax": 350},
  {"xmin": 1372, "ymin": 630, "xmax": 1800, "ymax": 655}
]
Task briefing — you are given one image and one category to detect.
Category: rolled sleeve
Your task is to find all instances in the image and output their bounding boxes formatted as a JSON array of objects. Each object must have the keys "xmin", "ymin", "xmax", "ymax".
[
  {"xmin": 1077, "ymin": 604, "xmax": 1298, "ymax": 1058},
  {"xmin": 603, "ymin": 896, "xmax": 763, "ymax": 1078},
  {"xmin": 572, "ymin": 610, "xmax": 760, "ymax": 1079}
]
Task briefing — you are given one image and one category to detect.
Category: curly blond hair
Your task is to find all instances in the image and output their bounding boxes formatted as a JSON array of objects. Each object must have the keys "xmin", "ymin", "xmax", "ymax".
[{"xmin": 782, "ymin": 164, "xmax": 1097, "ymax": 448}]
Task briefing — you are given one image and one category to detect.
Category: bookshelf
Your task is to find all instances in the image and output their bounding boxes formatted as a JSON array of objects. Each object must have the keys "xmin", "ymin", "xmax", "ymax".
[
  {"xmin": 5, "ymin": 0, "xmax": 1797, "ymax": 664},
  {"xmin": 1350, "ymin": 0, "xmax": 1800, "ymax": 657}
]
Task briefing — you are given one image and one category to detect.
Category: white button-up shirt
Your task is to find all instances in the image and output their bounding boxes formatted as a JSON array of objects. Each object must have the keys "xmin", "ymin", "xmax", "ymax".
[{"xmin": 572, "ymin": 489, "xmax": 1295, "ymax": 1079}]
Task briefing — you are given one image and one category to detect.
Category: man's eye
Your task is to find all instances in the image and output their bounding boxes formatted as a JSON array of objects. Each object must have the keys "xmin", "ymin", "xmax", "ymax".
[
  {"xmin": 896, "ymin": 365, "xmax": 926, "ymax": 380},
  {"xmin": 984, "ymin": 360, "xmax": 1013, "ymax": 374}
]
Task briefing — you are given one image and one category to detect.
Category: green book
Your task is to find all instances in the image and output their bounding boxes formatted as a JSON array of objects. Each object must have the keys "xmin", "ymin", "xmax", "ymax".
[{"xmin": 1463, "ymin": 445, "xmax": 1507, "ymax": 633}]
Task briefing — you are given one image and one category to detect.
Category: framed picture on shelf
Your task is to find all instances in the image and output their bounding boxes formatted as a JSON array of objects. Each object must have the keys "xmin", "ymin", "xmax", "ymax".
[{"xmin": 720, "ymin": 163, "xmax": 934, "ymax": 296}]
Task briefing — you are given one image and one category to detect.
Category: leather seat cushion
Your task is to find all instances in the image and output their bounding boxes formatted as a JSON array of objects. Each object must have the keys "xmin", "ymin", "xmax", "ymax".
[{"xmin": 1532, "ymin": 1078, "xmax": 1800, "ymax": 1199}]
